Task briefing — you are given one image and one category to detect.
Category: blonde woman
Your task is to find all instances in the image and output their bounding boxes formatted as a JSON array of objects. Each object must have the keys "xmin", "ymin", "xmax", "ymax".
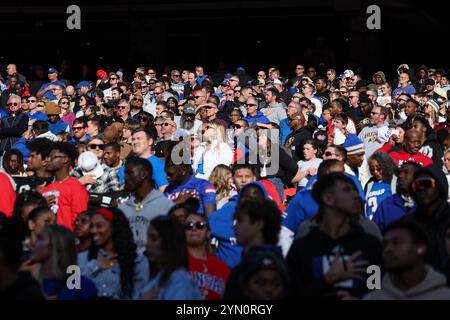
[
  {"xmin": 209, "ymin": 164, "xmax": 237, "ymax": 209},
  {"xmin": 192, "ymin": 122, "xmax": 233, "ymax": 180}
]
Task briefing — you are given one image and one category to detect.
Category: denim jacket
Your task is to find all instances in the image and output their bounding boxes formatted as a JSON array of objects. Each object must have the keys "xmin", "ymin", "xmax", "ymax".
[{"xmin": 78, "ymin": 249, "xmax": 149, "ymax": 300}]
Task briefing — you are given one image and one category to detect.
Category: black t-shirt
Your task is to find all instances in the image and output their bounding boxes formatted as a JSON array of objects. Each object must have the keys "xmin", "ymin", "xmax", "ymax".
[{"xmin": 284, "ymin": 127, "xmax": 313, "ymax": 163}]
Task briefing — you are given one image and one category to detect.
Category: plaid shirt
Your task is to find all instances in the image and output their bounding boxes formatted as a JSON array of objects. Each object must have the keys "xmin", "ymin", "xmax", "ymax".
[{"xmin": 72, "ymin": 163, "xmax": 120, "ymax": 194}]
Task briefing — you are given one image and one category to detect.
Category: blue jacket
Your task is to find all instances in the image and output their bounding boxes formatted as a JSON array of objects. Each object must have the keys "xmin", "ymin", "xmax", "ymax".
[
  {"xmin": 78, "ymin": 249, "xmax": 149, "ymax": 300},
  {"xmin": 12, "ymin": 137, "xmax": 32, "ymax": 161},
  {"xmin": 134, "ymin": 268, "xmax": 203, "ymax": 300},
  {"xmin": 47, "ymin": 120, "xmax": 70, "ymax": 136},
  {"xmin": 208, "ymin": 181, "xmax": 270, "ymax": 269},
  {"xmin": 27, "ymin": 111, "xmax": 49, "ymax": 122},
  {"xmin": 279, "ymin": 118, "xmax": 292, "ymax": 145},
  {"xmin": 282, "ymin": 174, "xmax": 366, "ymax": 236},
  {"xmin": 372, "ymin": 193, "xmax": 416, "ymax": 234},
  {"xmin": 244, "ymin": 111, "xmax": 270, "ymax": 125}
]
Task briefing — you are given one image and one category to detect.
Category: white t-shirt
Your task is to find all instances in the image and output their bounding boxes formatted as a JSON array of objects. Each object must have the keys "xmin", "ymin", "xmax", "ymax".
[
  {"xmin": 192, "ymin": 142, "xmax": 233, "ymax": 180},
  {"xmin": 297, "ymin": 158, "xmax": 323, "ymax": 187}
]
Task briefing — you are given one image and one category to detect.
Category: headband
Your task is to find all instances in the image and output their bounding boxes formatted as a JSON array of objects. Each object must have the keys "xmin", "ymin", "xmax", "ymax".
[{"xmin": 96, "ymin": 208, "xmax": 113, "ymax": 222}]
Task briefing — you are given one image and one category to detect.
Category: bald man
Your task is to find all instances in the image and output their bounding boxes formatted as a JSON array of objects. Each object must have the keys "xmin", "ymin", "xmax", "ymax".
[
  {"xmin": 388, "ymin": 129, "xmax": 433, "ymax": 167},
  {"xmin": 6, "ymin": 64, "xmax": 27, "ymax": 85}
]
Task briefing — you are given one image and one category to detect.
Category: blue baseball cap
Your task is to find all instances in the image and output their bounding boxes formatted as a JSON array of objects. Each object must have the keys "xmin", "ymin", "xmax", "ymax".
[
  {"xmin": 76, "ymin": 81, "xmax": 92, "ymax": 89},
  {"xmin": 224, "ymin": 73, "xmax": 233, "ymax": 79},
  {"xmin": 47, "ymin": 67, "xmax": 58, "ymax": 74}
]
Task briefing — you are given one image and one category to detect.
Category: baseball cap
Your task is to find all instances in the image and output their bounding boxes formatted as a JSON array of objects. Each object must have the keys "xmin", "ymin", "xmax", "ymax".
[
  {"xmin": 224, "ymin": 73, "xmax": 233, "ymax": 79},
  {"xmin": 47, "ymin": 67, "xmax": 58, "ymax": 74},
  {"xmin": 221, "ymin": 80, "xmax": 230, "ymax": 87},
  {"xmin": 183, "ymin": 103, "xmax": 196, "ymax": 114},
  {"xmin": 77, "ymin": 151, "xmax": 104, "ymax": 179},
  {"xmin": 377, "ymin": 126, "xmax": 394, "ymax": 144},
  {"xmin": 45, "ymin": 102, "xmax": 61, "ymax": 115},
  {"xmin": 96, "ymin": 69, "xmax": 108, "ymax": 80},
  {"xmin": 76, "ymin": 81, "xmax": 92, "ymax": 89},
  {"xmin": 343, "ymin": 69, "xmax": 354, "ymax": 78},
  {"xmin": 424, "ymin": 78, "xmax": 435, "ymax": 86}
]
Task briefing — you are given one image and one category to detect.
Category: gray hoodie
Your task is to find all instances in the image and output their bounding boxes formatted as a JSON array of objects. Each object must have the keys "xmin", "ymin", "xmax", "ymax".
[
  {"xmin": 363, "ymin": 266, "xmax": 450, "ymax": 300},
  {"xmin": 119, "ymin": 189, "xmax": 174, "ymax": 253}
]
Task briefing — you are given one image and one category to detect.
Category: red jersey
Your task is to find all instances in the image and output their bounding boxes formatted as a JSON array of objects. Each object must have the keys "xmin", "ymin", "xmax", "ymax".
[
  {"xmin": 389, "ymin": 149, "xmax": 433, "ymax": 167},
  {"xmin": 188, "ymin": 253, "xmax": 230, "ymax": 300},
  {"xmin": 41, "ymin": 177, "xmax": 88, "ymax": 230},
  {"xmin": 0, "ymin": 172, "xmax": 16, "ymax": 217}
]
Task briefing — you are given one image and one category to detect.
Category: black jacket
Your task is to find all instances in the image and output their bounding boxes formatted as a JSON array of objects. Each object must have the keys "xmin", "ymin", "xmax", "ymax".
[
  {"xmin": 284, "ymin": 127, "xmax": 312, "ymax": 163},
  {"xmin": 0, "ymin": 112, "xmax": 29, "ymax": 154},
  {"xmin": 286, "ymin": 223, "xmax": 383, "ymax": 300}
]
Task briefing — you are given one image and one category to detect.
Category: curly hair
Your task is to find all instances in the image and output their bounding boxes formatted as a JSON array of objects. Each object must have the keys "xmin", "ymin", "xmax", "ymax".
[
  {"xmin": 88, "ymin": 207, "xmax": 137, "ymax": 298},
  {"xmin": 209, "ymin": 164, "xmax": 233, "ymax": 201},
  {"xmin": 369, "ymin": 152, "xmax": 396, "ymax": 183}
]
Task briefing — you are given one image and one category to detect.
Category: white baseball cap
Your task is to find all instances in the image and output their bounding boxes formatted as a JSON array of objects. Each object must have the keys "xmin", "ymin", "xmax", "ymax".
[
  {"xmin": 77, "ymin": 151, "xmax": 104, "ymax": 179},
  {"xmin": 343, "ymin": 69, "xmax": 354, "ymax": 78}
]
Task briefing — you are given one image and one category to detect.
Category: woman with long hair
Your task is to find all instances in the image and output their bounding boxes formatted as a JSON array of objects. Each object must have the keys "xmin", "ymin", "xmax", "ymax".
[
  {"xmin": 135, "ymin": 215, "xmax": 202, "ymax": 300},
  {"xmin": 209, "ymin": 164, "xmax": 237, "ymax": 209},
  {"xmin": 166, "ymin": 97, "xmax": 179, "ymax": 115},
  {"xmin": 365, "ymin": 152, "xmax": 396, "ymax": 220},
  {"xmin": 26, "ymin": 224, "xmax": 98, "ymax": 299},
  {"xmin": 75, "ymin": 94, "xmax": 90, "ymax": 118},
  {"xmin": 185, "ymin": 213, "xmax": 230, "ymax": 300},
  {"xmin": 78, "ymin": 207, "xmax": 149, "ymax": 299},
  {"xmin": 59, "ymin": 96, "xmax": 75, "ymax": 128},
  {"xmin": 192, "ymin": 122, "xmax": 233, "ymax": 180}
]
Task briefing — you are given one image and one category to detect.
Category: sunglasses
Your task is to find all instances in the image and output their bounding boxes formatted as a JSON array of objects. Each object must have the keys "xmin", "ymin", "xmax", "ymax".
[
  {"xmin": 184, "ymin": 221, "xmax": 207, "ymax": 231},
  {"xmin": 233, "ymin": 124, "xmax": 244, "ymax": 129},
  {"xmin": 60, "ymin": 101, "xmax": 69, "ymax": 105},
  {"xmin": 28, "ymin": 99, "xmax": 37, "ymax": 103},
  {"xmin": 110, "ymin": 77, "xmax": 118, "ymax": 80},
  {"xmin": 173, "ymin": 74, "xmax": 181, "ymax": 77},
  {"xmin": 245, "ymin": 103, "xmax": 257, "ymax": 107},
  {"xmin": 411, "ymin": 178, "xmax": 436, "ymax": 192},
  {"xmin": 324, "ymin": 151, "xmax": 338, "ymax": 157},
  {"xmin": 225, "ymin": 94, "xmax": 234, "ymax": 96},
  {"xmin": 163, "ymin": 122, "xmax": 174, "ymax": 127},
  {"xmin": 7, "ymin": 102, "xmax": 18, "ymax": 107},
  {"xmin": 116, "ymin": 106, "xmax": 128, "ymax": 110},
  {"xmin": 88, "ymin": 144, "xmax": 105, "ymax": 150},
  {"xmin": 195, "ymin": 96, "xmax": 204, "ymax": 99},
  {"xmin": 133, "ymin": 98, "xmax": 143, "ymax": 102},
  {"xmin": 73, "ymin": 126, "xmax": 85, "ymax": 131}
]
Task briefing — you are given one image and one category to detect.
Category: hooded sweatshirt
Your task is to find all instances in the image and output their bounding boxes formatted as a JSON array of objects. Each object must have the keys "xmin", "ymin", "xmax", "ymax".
[
  {"xmin": 243, "ymin": 111, "xmax": 270, "ymax": 125},
  {"xmin": 364, "ymin": 266, "xmax": 450, "ymax": 300},
  {"xmin": 119, "ymin": 189, "xmax": 174, "ymax": 253},
  {"xmin": 404, "ymin": 165, "xmax": 450, "ymax": 268},
  {"xmin": 208, "ymin": 181, "xmax": 271, "ymax": 269}
]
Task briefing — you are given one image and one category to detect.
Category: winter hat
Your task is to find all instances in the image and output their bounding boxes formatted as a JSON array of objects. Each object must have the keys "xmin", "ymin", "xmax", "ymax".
[
  {"xmin": 77, "ymin": 151, "xmax": 104, "ymax": 179},
  {"xmin": 426, "ymin": 100, "xmax": 439, "ymax": 114},
  {"xmin": 343, "ymin": 134, "xmax": 365, "ymax": 155},
  {"xmin": 240, "ymin": 250, "xmax": 290, "ymax": 288}
]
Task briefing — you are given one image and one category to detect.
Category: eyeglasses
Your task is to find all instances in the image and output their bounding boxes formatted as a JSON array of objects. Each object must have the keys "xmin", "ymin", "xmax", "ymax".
[
  {"xmin": 60, "ymin": 101, "xmax": 69, "ymax": 105},
  {"xmin": 245, "ymin": 103, "xmax": 257, "ymax": 107},
  {"xmin": 163, "ymin": 122, "xmax": 174, "ymax": 127},
  {"xmin": 184, "ymin": 221, "xmax": 207, "ymax": 231},
  {"xmin": 132, "ymin": 98, "xmax": 144, "ymax": 102},
  {"xmin": 141, "ymin": 86, "xmax": 148, "ymax": 89},
  {"xmin": 412, "ymin": 178, "xmax": 436, "ymax": 192},
  {"xmin": 116, "ymin": 106, "xmax": 128, "ymax": 110},
  {"xmin": 73, "ymin": 126, "xmax": 85, "ymax": 131},
  {"xmin": 88, "ymin": 144, "xmax": 105, "ymax": 150},
  {"xmin": 7, "ymin": 102, "xmax": 18, "ymax": 107},
  {"xmin": 324, "ymin": 151, "xmax": 338, "ymax": 157}
]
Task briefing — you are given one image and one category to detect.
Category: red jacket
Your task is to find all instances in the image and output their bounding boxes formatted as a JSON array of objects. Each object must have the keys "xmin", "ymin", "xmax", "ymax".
[
  {"xmin": 389, "ymin": 149, "xmax": 433, "ymax": 167},
  {"xmin": 0, "ymin": 172, "xmax": 16, "ymax": 217}
]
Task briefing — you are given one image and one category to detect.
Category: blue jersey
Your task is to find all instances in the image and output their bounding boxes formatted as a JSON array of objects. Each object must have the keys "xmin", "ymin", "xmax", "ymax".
[
  {"xmin": 118, "ymin": 155, "xmax": 168, "ymax": 189},
  {"xmin": 365, "ymin": 180, "xmax": 393, "ymax": 220},
  {"xmin": 164, "ymin": 176, "xmax": 216, "ymax": 215}
]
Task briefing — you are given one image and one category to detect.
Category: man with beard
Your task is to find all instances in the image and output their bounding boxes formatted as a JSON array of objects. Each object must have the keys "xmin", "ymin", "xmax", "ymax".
[
  {"xmin": 129, "ymin": 94, "xmax": 152, "ymax": 123},
  {"xmin": 174, "ymin": 103, "xmax": 202, "ymax": 136}
]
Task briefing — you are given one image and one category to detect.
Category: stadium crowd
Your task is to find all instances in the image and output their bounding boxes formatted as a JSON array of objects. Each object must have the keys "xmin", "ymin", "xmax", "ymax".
[{"xmin": 1, "ymin": 62, "xmax": 450, "ymax": 300}]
